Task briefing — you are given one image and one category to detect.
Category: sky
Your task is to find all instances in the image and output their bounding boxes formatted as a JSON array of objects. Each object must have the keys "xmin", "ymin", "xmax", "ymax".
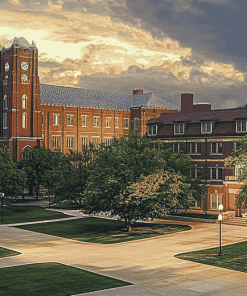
[{"xmin": 1, "ymin": 0, "xmax": 247, "ymax": 109}]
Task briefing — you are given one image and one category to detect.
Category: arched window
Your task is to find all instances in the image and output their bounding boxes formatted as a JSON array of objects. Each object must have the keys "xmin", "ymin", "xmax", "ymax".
[
  {"xmin": 3, "ymin": 95, "xmax": 7, "ymax": 109},
  {"xmin": 22, "ymin": 146, "xmax": 32, "ymax": 159},
  {"xmin": 22, "ymin": 94, "xmax": 27, "ymax": 109},
  {"xmin": 22, "ymin": 113, "xmax": 27, "ymax": 128}
]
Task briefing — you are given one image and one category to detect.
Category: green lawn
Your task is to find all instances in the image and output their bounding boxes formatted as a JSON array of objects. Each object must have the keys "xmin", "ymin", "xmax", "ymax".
[
  {"xmin": 15, "ymin": 217, "xmax": 191, "ymax": 244},
  {"xmin": 0, "ymin": 262, "xmax": 132, "ymax": 296},
  {"xmin": 0, "ymin": 206, "xmax": 70, "ymax": 224},
  {"xmin": 0, "ymin": 247, "xmax": 20, "ymax": 258},
  {"xmin": 176, "ymin": 240, "xmax": 247, "ymax": 273}
]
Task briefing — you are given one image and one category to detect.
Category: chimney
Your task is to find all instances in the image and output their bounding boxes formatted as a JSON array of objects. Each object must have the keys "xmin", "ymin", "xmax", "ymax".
[
  {"xmin": 181, "ymin": 93, "xmax": 193, "ymax": 113},
  {"xmin": 133, "ymin": 89, "xmax": 143, "ymax": 95}
]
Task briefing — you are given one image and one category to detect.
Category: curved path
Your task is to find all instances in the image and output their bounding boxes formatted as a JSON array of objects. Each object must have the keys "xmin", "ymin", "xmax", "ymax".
[{"xmin": 1, "ymin": 210, "xmax": 247, "ymax": 295}]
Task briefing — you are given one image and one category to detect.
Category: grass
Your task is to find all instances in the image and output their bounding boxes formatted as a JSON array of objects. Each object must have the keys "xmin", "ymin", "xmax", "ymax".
[
  {"xmin": 15, "ymin": 217, "xmax": 191, "ymax": 244},
  {"xmin": 176, "ymin": 241, "xmax": 247, "ymax": 273},
  {"xmin": 0, "ymin": 206, "xmax": 70, "ymax": 224},
  {"xmin": 0, "ymin": 262, "xmax": 132, "ymax": 296},
  {"xmin": 0, "ymin": 247, "xmax": 20, "ymax": 258}
]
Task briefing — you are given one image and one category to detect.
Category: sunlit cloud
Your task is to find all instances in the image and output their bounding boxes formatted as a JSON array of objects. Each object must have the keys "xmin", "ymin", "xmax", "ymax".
[
  {"xmin": 200, "ymin": 62, "xmax": 244, "ymax": 81},
  {"xmin": 9, "ymin": 0, "xmax": 20, "ymax": 5},
  {"xmin": 46, "ymin": 0, "xmax": 64, "ymax": 14},
  {"xmin": 88, "ymin": 0, "xmax": 103, "ymax": 2}
]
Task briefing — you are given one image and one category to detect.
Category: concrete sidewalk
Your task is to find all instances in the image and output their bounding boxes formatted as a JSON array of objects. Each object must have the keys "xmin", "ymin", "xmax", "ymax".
[{"xmin": 1, "ymin": 211, "xmax": 247, "ymax": 295}]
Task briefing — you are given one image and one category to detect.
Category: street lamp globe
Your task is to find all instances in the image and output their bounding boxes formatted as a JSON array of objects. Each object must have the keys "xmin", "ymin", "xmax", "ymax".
[
  {"xmin": 218, "ymin": 213, "xmax": 222, "ymax": 221},
  {"xmin": 219, "ymin": 204, "xmax": 223, "ymax": 211}
]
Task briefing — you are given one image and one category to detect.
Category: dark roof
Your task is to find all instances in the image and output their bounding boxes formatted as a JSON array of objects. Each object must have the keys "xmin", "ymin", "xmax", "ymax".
[
  {"xmin": 40, "ymin": 84, "xmax": 179, "ymax": 110},
  {"xmin": 148, "ymin": 108, "xmax": 247, "ymax": 125},
  {"xmin": 3, "ymin": 37, "xmax": 36, "ymax": 50}
]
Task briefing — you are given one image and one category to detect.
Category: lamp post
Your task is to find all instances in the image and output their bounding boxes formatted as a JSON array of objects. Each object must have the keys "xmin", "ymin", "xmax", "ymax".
[
  {"xmin": 218, "ymin": 203, "xmax": 223, "ymax": 256},
  {"xmin": 1, "ymin": 193, "xmax": 4, "ymax": 223}
]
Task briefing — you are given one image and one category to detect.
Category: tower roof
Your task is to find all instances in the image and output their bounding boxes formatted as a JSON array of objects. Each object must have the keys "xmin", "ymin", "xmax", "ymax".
[{"xmin": 3, "ymin": 37, "xmax": 31, "ymax": 49}]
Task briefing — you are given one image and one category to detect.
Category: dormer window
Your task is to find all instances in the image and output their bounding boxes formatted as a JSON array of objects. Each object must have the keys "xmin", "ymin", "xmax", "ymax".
[
  {"xmin": 148, "ymin": 125, "xmax": 157, "ymax": 136},
  {"xmin": 201, "ymin": 122, "xmax": 212, "ymax": 134},
  {"xmin": 236, "ymin": 121, "xmax": 247, "ymax": 133},
  {"xmin": 174, "ymin": 123, "xmax": 184, "ymax": 135}
]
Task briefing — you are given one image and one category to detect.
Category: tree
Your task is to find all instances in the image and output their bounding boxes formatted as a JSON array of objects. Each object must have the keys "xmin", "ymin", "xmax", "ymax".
[
  {"xmin": 83, "ymin": 131, "xmax": 202, "ymax": 231},
  {"xmin": 52, "ymin": 148, "xmax": 93, "ymax": 208},
  {"xmin": 0, "ymin": 149, "xmax": 26, "ymax": 198},
  {"xmin": 225, "ymin": 135, "xmax": 247, "ymax": 214},
  {"xmin": 18, "ymin": 147, "xmax": 60, "ymax": 199}
]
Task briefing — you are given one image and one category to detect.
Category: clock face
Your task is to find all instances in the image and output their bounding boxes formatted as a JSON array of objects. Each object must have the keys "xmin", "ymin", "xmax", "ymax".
[
  {"xmin": 21, "ymin": 61, "xmax": 29, "ymax": 71},
  {"xmin": 21, "ymin": 74, "xmax": 28, "ymax": 83},
  {"xmin": 5, "ymin": 63, "xmax": 9, "ymax": 72}
]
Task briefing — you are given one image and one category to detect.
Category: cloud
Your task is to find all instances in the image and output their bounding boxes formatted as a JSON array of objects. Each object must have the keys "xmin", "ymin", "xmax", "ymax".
[
  {"xmin": 46, "ymin": 0, "xmax": 64, "ymax": 14},
  {"xmin": 9, "ymin": 0, "xmax": 20, "ymax": 5},
  {"xmin": 88, "ymin": 0, "xmax": 103, "ymax": 2},
  {"xmin": 200, "ymin": 62, "xmax": 244, "ymax": 81}
]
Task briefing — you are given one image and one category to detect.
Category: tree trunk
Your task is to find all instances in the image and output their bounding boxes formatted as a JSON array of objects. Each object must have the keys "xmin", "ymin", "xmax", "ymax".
[{"xmin": 128, "ymin": 224, "xmax": 132, "ymax": 232}]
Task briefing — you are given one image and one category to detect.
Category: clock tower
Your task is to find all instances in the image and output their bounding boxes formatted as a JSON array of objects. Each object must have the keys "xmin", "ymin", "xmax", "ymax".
[{"xmin": 0, "ymin": 37, "xmax": 42, "ymax": 161}]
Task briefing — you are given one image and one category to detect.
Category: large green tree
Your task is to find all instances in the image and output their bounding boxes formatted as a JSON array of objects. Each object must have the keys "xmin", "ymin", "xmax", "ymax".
[
  {"xmin": 83, "ymin": 131, "xmax": 202, "ymax": 231},
  {"xmin": 0, "ymin": 149, "xmax": 26, "ymax": 198}
]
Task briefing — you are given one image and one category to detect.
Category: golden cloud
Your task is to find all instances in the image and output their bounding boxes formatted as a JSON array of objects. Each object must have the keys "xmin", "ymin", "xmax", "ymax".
[
  {"xmin": 88, "ymin": 0, "xmax": 103, "ymax": 2},
  {"xmin": 9, "ymin": 0, "xmax": 20, "ymax": 5},
  {"xmin": 46, "ymin": 0, "xmax": 63, "ymax": 14},
  {"xmin": 200, "ymin": 62, "xmax": 244, "ymax": 81}
]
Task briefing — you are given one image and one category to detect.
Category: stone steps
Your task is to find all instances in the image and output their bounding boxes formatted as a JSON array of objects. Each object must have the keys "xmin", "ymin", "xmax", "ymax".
[{"xmin": 223, "ymin": 217, "xmax": 247, "ymax": 226}]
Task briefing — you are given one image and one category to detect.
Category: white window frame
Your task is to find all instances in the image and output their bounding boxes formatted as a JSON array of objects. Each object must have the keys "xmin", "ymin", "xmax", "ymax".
[
  {"xmin": 210, "ymin": 167, "xmax": 223, "ymax": 180},
  {"xmin": 173, "ymin": 142, "xmax": 183, "ymax": 154},
  {"xmin": 82, "ymin": 115, "xmax": 87, "ymax": 127},
  {"xmin": 106, "ymin": 117, "xmax": 111, "ymax": 128},
  {"xmin": 3, "ymin": 113, "xmax": 7, "ymax": 129},
  {"xmin": 66, "ymin": 136, "xmax": 75, "ymax": 149},
  {"xmin": 53, "ymin": 114, "xmax": 60, "ymax": 126},
  {"xmin": 67, "ymin": 115, "xmax": 74, "ymax": 126},
  {"xmin": 190, "ymin": 142, "xmax": 201, "ymax": 154},
  {"xmin": 104, "ymin": 138, "xmax": 112, "ymax": 146},
  {"xmin": 42, "ymin": 113, "xmax": 45, "ymax": 125},
  {"xmin": 190, "ymin": 165, "xmax": 201, "ymax": 179},
  {"xmin": 81, "ymin": 137, "xmax": 88, "ymax": 149},
  {"xmin": 22, "ymin": 113, "xmax": 27, "ymax": 129},
  {"xmin": 92, "ymin": 137, "xmax": 100, "ymax": 148},
  {"xmin": 210, "ymin": 193, "xmax": 223, "ymax": 209},
  {"xmin": 115, "ymin": 117, "xmax": 119, "ymax": 128},
  {"xmin": 210, "ymin": 142, "xmax": 223, "ymax": 154},
  {"xmin": 124, "ymin": 118, "xmax": 129, "ymax": 129},
  {"xmin": 22, "ymin": 94, "xmax": 27, "ymax": 109},
  {"xmin": 52, "ymin": 136, "xmax": 61, "ymax": 150},
  {"xmin": 148, "ymin": 125, "xmax": 158, "ymax": 136},
  {"xmin": 3, "ymin": 95, "xmax": 7, "ymax": 110},
  {"xmin": 201, "ymin": 122, "xmax": 212, "ymax": 134},
  {"xmin": 236, "ymin": 121, "xmax": 247, "ymax": 133},
  {"xmin": 174, "ymin": 123, "xmax": 184, "ymax": 135},
  {"xmin": 93, "ymin": 116, "xmax": 99, "ymax": 127}
]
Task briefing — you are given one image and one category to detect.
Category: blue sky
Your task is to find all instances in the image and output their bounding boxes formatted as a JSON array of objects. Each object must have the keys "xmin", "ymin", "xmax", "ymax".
[{"xmin": 1, "ymin": 0, "xmax": 246, "ymax": 109}]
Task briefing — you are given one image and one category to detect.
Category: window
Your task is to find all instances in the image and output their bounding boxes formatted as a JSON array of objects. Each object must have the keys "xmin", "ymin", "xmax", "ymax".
[
  {"xmin": 148, "ymin": 125, "xmax": 157, "ymax": 136},
  {"xmin": 174, "ymin": 123, "xmax": 184, "ymax": 134},
  {"xmin": 53, "ymin": 114, "xmax": 60, "ymax": 125},
  {"xmin": 190, "ymin": 142, "xmax": 201, "ymax": 154},
  {"xmin": 22, "ymin": 94, "xmax": 27, "ymax": 109},
  {"xmin": 82, "ymin": 115, "xmax": 87, "ymax": 127},
  {"xmin": 94, "ymin": 116, "xmax": 99, "ymax": 127},
  {"xmin": 134, "ymin": 118, "xmax": 139, "ymax": 129},
  {"xmin": 106, "ymin": 117, "xmax": 111, "ymax": 127},
  {"xmin": 81, "ymin": 137, "xmax": 87, "ymax": 149},
  {"xmin": 115, "ymin": 117, "xmax": 119, "ymax": 128},
  {"xmin": 52, "ymin": 136, "xmax": 61, "ymax": 150},
  {"xmin": 42, "ymin": 113, "xmax": 45, "ymax": 125},
  {"xmin": 210, "ymin": 167, "xmax": 223, "ymax": 180},
  {"xmin": 210, "ymin": 193, "xmax": 223, "ymax": 209},
  {"xmin": 201, "ymin": 122, "xmax": 212, "ymax": 134},
  {"xmin": 22, "ymin": 113, "xmax": 27, "ymax": 128},
  {"xmin": 124, "ymin": 118, "xmax": 129, "ymax": 129},
  {"xmin": 92, "ymin": 137, "xmax": 100, "ymax": 148},
  {"xmin": 3, "ymin": 95, "xmax": 7, "ymax": 109},
  {"xmin": 67, "ymin": 137, "xmax": 75, "ymax": 149},
  {"xmin": 190, "ymin": 165, "xmax": 201, "ymax": 179},
  {"xmin": 67, "ymin": 115, "xmax": 73, "ymax": 126},
  {"xmin": 105, "ymin": 138, "xmax": 112, "ymax": 146},
  {"xmin": 211, "ymin": 142, "xmax": 223, "ymax": 154},
  {"xmin": 236, "ymin": 121, "xmax": 247, "ymax": 133},
  {"xmin": 173, "ymin": 143, "xmax": 183, "ymax": 153},
  {"xmin": 3, "ymin": 113, "xmax": 7, "ymax": 129}
]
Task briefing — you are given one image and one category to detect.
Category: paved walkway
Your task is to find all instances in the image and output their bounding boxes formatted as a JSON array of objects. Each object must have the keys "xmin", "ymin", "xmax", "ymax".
[{"xmin": 1, "ymin": 210, "xmax": 247, "ymax": 295}]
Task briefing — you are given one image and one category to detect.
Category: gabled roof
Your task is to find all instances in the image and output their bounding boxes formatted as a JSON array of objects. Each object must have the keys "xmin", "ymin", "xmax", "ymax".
[
  {"xmin": 148, "ymin": 108, "xmax": 247, "ymax": 125},
  {"xmin": 3, "ymin": 37, "xmax": 35, "ymax": 49},
  {"xmin": 40, "ymin": 84, "xmax": 179, "ymax": 110}
]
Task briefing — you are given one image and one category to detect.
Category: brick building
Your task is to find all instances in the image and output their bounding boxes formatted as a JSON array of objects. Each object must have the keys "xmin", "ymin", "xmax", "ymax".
[
  {"xmin": 0, "ymin": 37, "xmax": 179, "ymax": 161},
  {"xmin": 147, "ymin": 93, "xmax": 247, "ymax": 218}
]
